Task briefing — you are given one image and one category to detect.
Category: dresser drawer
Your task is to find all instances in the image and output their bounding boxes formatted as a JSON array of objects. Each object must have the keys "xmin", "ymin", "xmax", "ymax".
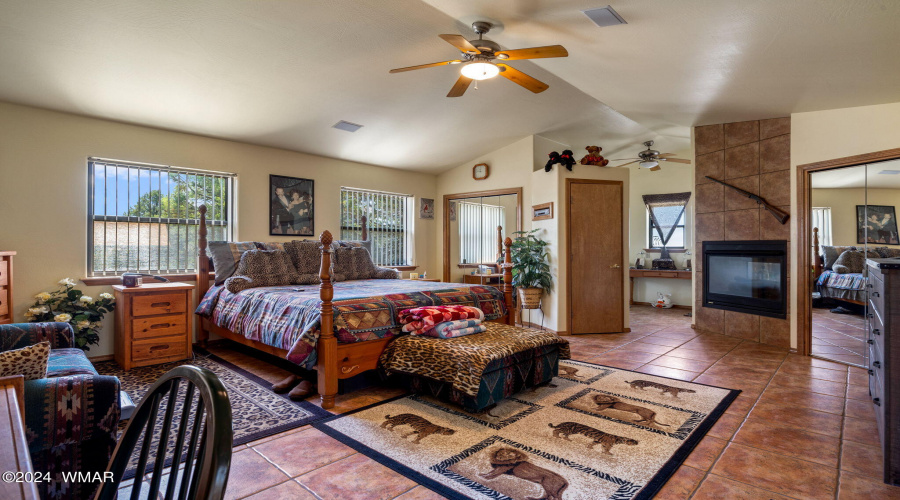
[
  {"xmin": 0, "ymin": 260, "xmax": 7, "ymax": 286},
  {"xmin": 132, "ymin": 335, "xmax": 187, "ymax": 362},
  {"xmin": 132, "ymin": 293, "xmax": 186, "ymax": 317},
  {"xmin": 0, "ymin": 288, "xmax": 8, "ymax": 317},
  {"xmin": 132, "ymin": 315, "xmax": 186, "ymax": 340},
  {"xmin": 872, "ymin": 367, "xmax": 886, "ymax": 450},
  {"xmin": 870, "ymin": 342, "xmax": 885, "ymax": 380}
]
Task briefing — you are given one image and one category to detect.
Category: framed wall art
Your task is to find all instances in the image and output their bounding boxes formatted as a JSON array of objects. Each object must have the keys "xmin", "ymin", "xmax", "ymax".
[
  {"xmin": 857, "ymin": 205, "xmax": 899, "ymax": 244},
  {"xmin": 270, "ymin": 175, "xmax": 314, "ymax": 236},
  {"xmin": 532, "ymin": 202, "xmax": 554, "ymax": 221},
  {"xmin": 420, "ymin": 197, "xmax": 435, "ymax": 219}
]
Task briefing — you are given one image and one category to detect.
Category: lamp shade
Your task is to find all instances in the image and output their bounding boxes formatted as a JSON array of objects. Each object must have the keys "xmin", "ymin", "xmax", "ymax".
[
  {"xmin": 639, "ymin": 160, "xmax": 659, "ymax": 169},
  {"xmin": 461, "ymin": 62, "xmax": 500, "ymax": 80}
]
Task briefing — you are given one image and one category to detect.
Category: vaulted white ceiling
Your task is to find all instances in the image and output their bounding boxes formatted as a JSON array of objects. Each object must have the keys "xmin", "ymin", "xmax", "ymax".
[{"xmin": 1, "ymin": 0, "xmax": 898, "ymax": 172}]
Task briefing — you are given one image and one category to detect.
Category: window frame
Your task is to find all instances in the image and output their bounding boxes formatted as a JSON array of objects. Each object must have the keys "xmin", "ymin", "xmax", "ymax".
[
  {"xmin": 647, "ymin": 210, "xmax": 686, "ymax": 249},
  {"xmin": 86, "ymin": 157, "xmax": 236, "ymax": 278}
]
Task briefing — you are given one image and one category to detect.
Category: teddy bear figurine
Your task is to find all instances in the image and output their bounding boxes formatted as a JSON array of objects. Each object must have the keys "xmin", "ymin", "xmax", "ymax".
[
  {"xmin": 559, "ymin": 149, "xmax": 577, "ymax": 171},
  {"xmin": 580, "ymin": 145, "xmax": 610, "ymax": 166},
  {"xmin": 545, "ymin": 151, "xmax": 562, "ymax": 172}
]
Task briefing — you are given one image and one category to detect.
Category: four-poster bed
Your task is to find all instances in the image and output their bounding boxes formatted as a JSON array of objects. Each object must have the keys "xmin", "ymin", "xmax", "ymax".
[
  {"xmin": 194, "ymin": 206, "xmax": 516, "ymax": 409},
  {"xmin": 812, "ymin": 226, "xmax": 867, "ymax": 306}
]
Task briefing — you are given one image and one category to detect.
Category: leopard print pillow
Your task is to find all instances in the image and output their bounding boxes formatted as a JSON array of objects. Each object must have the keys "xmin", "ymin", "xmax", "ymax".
[
  {"xmin": 832, "ymin": 249, "xmax": 875, "ymax": 274},
  {"xmin": 333, "ymin": 247, "xmax": 382, "ymax": 281},
  {"xmin": 0, "ymin": 341, "xmax": 51, "ymax": 381},
  {"xmin": 225, "ymin": 249, "xmax": 303, "ymax": 293}
]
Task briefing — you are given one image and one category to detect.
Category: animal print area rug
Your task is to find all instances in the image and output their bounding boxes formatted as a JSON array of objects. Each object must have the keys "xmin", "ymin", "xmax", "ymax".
[{"xmin": 313, "ymin": 359, "xmax": 739, "ymax": 500}]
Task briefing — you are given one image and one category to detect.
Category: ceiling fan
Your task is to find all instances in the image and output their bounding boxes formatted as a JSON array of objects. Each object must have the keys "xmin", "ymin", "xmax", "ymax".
[
  {"xmin": 609, "ymin": 141, "xmax": 692, "ymax": 171},
  {"xmin": 389, "ymin": 21, "xmax": 568, "ymax": 97}
]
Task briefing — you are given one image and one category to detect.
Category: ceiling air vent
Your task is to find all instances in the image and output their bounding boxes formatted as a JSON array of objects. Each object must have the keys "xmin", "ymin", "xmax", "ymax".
[
  {"xmin": 879, "ymin": 170, "xmax": 900, "ymax": 175},
  {"xmin": 333, "ymin": 120, "xmax": 363, "ymax": 132},
  {"xmin": 582, "ymin": 6, "xmax": 627, "ymax": 27}
]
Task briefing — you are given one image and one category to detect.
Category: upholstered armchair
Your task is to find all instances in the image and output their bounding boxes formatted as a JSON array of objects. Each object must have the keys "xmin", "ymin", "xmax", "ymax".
[{"xmin": 0, "ymin": 322, "xmax": 120, "ymax": 500}]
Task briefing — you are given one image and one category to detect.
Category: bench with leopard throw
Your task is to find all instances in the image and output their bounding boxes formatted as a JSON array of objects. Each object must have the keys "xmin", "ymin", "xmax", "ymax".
[{"xmin": 379, "ymin": 322, "xmax": 570, "ymax": 411}]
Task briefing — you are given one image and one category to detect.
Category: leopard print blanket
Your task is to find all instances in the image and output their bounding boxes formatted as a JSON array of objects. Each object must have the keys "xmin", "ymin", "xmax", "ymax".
[{"xmin": 379, "ymin": 323, "xmax": 570, "ymax": 397}]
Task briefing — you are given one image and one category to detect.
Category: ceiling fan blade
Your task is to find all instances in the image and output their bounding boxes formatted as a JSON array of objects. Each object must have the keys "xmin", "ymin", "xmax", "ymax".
[
  {"xmin": 496, "ymin": 64, "xmax": 549, "ymax": 93},
  {"xmin": 608, "ymin": 158, "xmax": 640, "ymax": 162},
  {"xmin": 657, "ymin": 153, "xmax": 676, "ymax": 156},
  {"xmin": 439, "ymin": 34, "xmax": 481, "ymax": 54},
  {"xmin": 650, "ymin": 166, "xmax": 662, "ymax": 171},
  {"xmin": 447, "ymin": 75, "xmax": 473, "ymax": 97},
  {"xmin": 389, "ymin": 60, "xmax": 461, "ymax": 73},
  {"xmin": 612, "ymin": 160, "xmax": 640, "ymax": 168},
  {"xmin": 660, "ymin": 157, "xmax": 692, "ymax": 164},
  {"xmin": 496, "ymin": 45, "xmax": 568, "ymax": 61}
]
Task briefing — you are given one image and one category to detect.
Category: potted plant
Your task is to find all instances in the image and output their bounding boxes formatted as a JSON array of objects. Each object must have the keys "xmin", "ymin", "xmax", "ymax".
[
  {"xmin": 509, "ymin": 229, "xmax": 553, "ymax": 309},
  {"xmin": 24, "ymin": 278, "xmax": 115, "ymax": 350}
]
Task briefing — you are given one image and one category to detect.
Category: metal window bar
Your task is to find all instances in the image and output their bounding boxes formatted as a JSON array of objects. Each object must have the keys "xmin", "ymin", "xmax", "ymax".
[
  {"xmin": 340, "ymin": 187, "xmax": 412, "ymax": 266},
  {"xmin": 87, "ymin": 158, "xmax": 236, "ymax": 276}
]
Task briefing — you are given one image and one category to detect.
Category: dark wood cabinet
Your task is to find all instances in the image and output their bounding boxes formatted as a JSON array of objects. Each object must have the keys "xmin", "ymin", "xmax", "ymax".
[{"xmin": 867, "ymin": 258, "xmax": 900, "ymax": 485}]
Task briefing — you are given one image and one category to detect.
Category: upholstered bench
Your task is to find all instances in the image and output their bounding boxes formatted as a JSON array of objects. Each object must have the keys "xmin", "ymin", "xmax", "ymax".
[{"xmin": 379, "ymin": 323, "xmax": 570, "ymax": 411}]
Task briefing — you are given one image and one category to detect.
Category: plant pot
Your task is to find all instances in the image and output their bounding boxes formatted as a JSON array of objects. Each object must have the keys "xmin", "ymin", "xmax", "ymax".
[{"xmin": 517, "ymin": 287, "xmax": 543, "ymax": 309}]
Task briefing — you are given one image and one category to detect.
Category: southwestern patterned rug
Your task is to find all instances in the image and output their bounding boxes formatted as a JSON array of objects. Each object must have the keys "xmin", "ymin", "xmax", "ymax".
[
  {"xmin": 314, "ymin": 359, "xmax": 738, "ymax": 500},
  {"xmin": 95, "ymin": 349, "xmax": 331, "ymax": 478}
]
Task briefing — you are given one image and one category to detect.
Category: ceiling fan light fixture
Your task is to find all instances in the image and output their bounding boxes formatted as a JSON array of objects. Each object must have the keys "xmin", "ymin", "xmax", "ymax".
[
  {"xmin": 639, "ymin": 160, "xmax": 659, "ymax": 169},
  {"xmin": 461, "ymin": 61, "xmax": 500, "ymax": 80}
]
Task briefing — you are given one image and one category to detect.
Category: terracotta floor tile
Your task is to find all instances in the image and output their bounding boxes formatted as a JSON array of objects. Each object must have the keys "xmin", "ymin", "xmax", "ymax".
[
  {"xmin": 636, "ymin": 336, "xmax": 687, "ymax": 347},
  {"xmin": 843, "ymin": 417, "xmax": 881, "ymax": 447},
  {"xmin": 666, "ymin": 348, "xmax": 730, "ymax": 362},
  {"xmin": 732, "ymin": 418, "xmax": 841, "ymax": 467},
  {"xmin": 838, "ymin": 470, "xmax": 900, "ymax": 499},
  {"xmin": 776, "ymin": 364, "xmax": 850, "ymax": 383},
  {"xmin": 724, "ymin": 393, "xmax": 757, "ymax": 416},
  {"xmin": 841, "ymin": 441, "xmax": 885, "ymax": 479},
  {"xmin": 692, "ymin": 473, "xmax": 794, "ymax": 500},
  {"xmin": 649, "ymin": 355, "xmax": 716, "ymax": 373},
  {"xmin": 635, "ymin": 364, "xmax": 700, "ymax": 382},
  {"xmin": 683, "ymin": 435, "xmax": 728, "ymax": 470},
  {"xmin": 846, "ymin": 398, "xmax": 877, "ymax": 421},
  {"xmin": 623, "ymin": 341, "xmax": 675, "ymax": 354},
  {"xmin": 711, "ymin": 355, "xmax": 782, "ymax": 372},
  {"xmin": 783, "ymin": 354, "xmax": 849, "ymax": 372},
  {"xmin": 848, "ymin": 369, "xmax": 870, "ymax": 387},
  {"xmin": 702, "ymin": 365, "xmax": 776, "ymax": 383},
  {"xmin": 847, "ymin": 383, "xmax": 873, "ymax": 401},
  {"xmin": 594, "ymin": 349, "xmax": 660, "ymax": 364},
  {"xmin": 692, "ymin": 374, "xmax": 764, "ymax": 394},
  {"xmin": 242, "ymin": 480, "xmax": 318, "ymax": 500},
  {"xmin": 757, "ymin": 385, "xmax": 846, "ymax": 415},
  {"xmin": 253, "ymin": 428, "xmax": 356, "ymax": 477},
  {"xmin": 706, "ymin": 412, "xmax": 745, "ymax": 440},
  {"xmin": 392, "ymin": 486, "xmax": 448, "ymax": 500},
  {"xmin": 584, "ymin": 357, "xmax": 645, "ymax": 371},
  {"xmin": 748, "ymin": 402, "xmax": 844, "ymax": 437},
  {"xmin": 297, "ymin": 453, "xmax": 417, "ymax": 500},
  {"xmin": 652, "ymin": 465, "xmax": 705, "ymax": 499},
  {"xmin": 224, "ymin": 449, "xmax": 291, "ymax": 500},
  {"xmin": 711, "ymin": 442, "xmax": 838, "ymax": 500},
  {"xmin": 769, "ymin": 372, "xmax": 847, "ymax": 398}
]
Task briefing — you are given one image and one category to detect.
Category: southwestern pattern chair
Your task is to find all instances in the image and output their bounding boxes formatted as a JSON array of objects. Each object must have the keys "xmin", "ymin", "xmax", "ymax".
[{"xmin": 0, "ymin": 322, "xmax": 120, "ymax": 500}]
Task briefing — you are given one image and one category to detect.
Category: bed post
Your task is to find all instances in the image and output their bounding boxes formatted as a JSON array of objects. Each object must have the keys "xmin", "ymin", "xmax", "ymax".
[
  {"xmin": 813, "ymin": 227, "xmax": 823, "ymax": 279},
  {"xmin": 502, "ymin": 236, "xmax": 515, "ymax": 325},
  {"xmin": 197, "ymin": 205, "xmax": 210, "ymax": 347},
  {"xmin": 317, "ymin": 230, "xmax": 338, "ymax": 409},
  {"xmin": 361, "ymin": 215, "xmax": 368, "ymax": 241},
  {"xmin": 496, "ymin": 225, "xmax": 503, "ymax": 261}
]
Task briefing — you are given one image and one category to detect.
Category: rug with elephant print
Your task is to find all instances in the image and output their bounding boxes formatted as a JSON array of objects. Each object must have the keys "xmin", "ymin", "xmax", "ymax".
[{"xmin": 313, "ymin": 359, "xmax": 739, "ymax": 500}]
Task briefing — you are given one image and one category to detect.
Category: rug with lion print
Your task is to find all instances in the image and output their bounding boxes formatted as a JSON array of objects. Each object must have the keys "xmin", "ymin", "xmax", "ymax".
[{"xmin": 314, "ymin": 359, "xmax": 738, "ymax": 500}]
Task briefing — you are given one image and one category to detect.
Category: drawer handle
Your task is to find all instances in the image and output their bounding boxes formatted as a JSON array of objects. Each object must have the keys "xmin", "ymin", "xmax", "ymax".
[
  {"xmin": 149, "ymin": 344, "xmax": 170, "ymax": 352},
  {"xmin": 869, "ymin": 369, "xmax": 875, "ymax": 376},
  {"xmin": 873, "ymin": 361, "xmax": 881, "ymax": 369},
  {"xmin": 873, "ymin": 329, "xmax": 881, "ymax": 336},
  {"xmin": 872, "ymin": 292, "xmax": 880, "ymax": 298},
  {"xmin": 151, "ymin": 302, "xmax": 171, "ymax": 308},
  {"xmin": 868, "ymin": 313, "xmax": 874, "ymax": 319},
  {"xmin": 873, "ymin": 397, "xmax": 881, "ymax": 407},
  {"xmin": 341, "ymin": 365, "xmax": 359, "ymax": 374},
  {"xmin": 868, "ymin": 339, "xmax": 874, "ymax": 345},
  {"xmin": 149, "ymin": 323, "xmax": 171, "ymax": 329}
]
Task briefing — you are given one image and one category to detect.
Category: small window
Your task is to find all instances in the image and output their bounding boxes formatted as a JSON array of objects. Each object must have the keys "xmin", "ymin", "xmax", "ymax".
[
  {"xmin": 88, "ymin": 158, "xmax": 236, "ymax": 276},
  {"xmin": 649, "ymin": 211, "xmax": 685, "ymax": 248},
  {"xmin": 811, "ymin": 207, "xmax": 833, "ymax": 246},
  {"xmin": 643, "ymin": 192, "xmax": 691, "ymax": 250},
  {"xmin": 458, "ymin": 201, "xmax": 505, "ymax": 264},
  {"xmin": 340, "ymin": 187, "xmax": 414, "ymax": 266}
]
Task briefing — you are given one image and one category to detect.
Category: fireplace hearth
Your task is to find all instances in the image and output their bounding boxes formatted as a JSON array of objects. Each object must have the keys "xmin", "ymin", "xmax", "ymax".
[{"xmin": 702, "ymin": 240, "xmax": 787, "ymax": 319}]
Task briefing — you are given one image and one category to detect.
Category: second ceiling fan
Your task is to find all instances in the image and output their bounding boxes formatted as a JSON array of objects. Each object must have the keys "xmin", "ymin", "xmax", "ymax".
[
  {"xmin": 609, "ymin": 141, "xmax": 692, "ymax": 171},
  {"xmin": 389, "ymin": 21, "xmax": 568, "ymax": 97}
]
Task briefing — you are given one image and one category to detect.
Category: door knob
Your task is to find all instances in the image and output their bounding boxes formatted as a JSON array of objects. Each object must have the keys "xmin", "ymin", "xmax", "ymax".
[{"xmin": 610, "ymin": 264, "xmax": 621, "ymax": 269}]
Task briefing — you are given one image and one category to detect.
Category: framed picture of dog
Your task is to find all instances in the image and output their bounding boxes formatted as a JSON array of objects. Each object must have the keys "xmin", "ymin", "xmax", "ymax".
[{"xmin": 270, "ymin": 175, "xmax": 314, "ymax": 236}]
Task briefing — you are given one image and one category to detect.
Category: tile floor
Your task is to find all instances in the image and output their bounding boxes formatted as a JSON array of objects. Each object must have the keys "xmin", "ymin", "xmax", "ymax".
[
  {"xmin": 811, "ymin": 307, "xmax": 868, "ymax": 367},
  {"xmin": 122, "ymin": 306, "xmax": 900, "ymax": 499}
]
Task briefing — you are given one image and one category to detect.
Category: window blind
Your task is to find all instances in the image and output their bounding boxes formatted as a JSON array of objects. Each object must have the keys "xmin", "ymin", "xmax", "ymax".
[
  {"xmin": 811, "ymin": 207, "xmax": 833, "ymax": 247},
  {"xmin": 340, "ymin": 187, "xmax": 414, "ymax": 266},
  {"xmin": 87, "ymin": 158, "xmax": 236, "ymax": 276},
  {"xmin": 458, "ymin": 201, "xmax": 505, "ymax": 264}
]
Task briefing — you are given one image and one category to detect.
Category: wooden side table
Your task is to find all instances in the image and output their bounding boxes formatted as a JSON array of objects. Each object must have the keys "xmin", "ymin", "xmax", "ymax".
[
  {"xmin": 628, "ymin": 268, "xmax": 692, "ymax": 305},
  {"xmin": 113, "ymin": 282, "xmax": 194, "ymax": 370},
  {"xmin": 0, "ymin": 375, "xmax": 38, "ymax": 500},
  {"xmin": 464, "ymin": 273, "xmax": 502, "ymax": 286}
]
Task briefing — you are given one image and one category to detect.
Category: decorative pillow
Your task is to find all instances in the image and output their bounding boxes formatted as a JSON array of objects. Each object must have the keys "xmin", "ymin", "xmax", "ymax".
[
  {"xmin": 260, "ymin": 242, "xmax": 285, "ymax": 251},
  {"xmin": 283, "ymin": 240, "xmax": 323, "ymax": 284},
  {"xmin": 415, "ymin": 319, "xmax": 486, "ymax": 339},
  {"xmin": 0, "ymin": 341, "xmax": 51, "ymax": 381},
  {"xmin": 208, "ymin": 241, "xmax": 261, "ymax": 285},
  {"xmin": 832, "ymin": 249, "xmax": 874, "ymax": 274},
  {"xmin": 333, "ymin": 247, "xmax": 381, "ymax": 281},
  {"xmin": 821, "ymin": 245, "xmax": 854, "ymax": 271},
  {"xmin": 873, "ymin": 246, "xmax": 900, "ymax": 258},
  {"xmin": 399, "ymin": 306, "xmax": 485, "ymax": 335},
  {"xmin": 225, "ymin": 249, "xmax": 303, "ymax": 293}
]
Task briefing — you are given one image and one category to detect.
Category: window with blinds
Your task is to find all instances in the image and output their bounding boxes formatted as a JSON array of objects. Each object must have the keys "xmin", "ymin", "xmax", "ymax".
[
  {"xmin": 811, "ymin": 207, "xmax": 833, "ymax": 247},
  {"xmin": 87, "ymin": 158, "xmax": 236, "ymax": 276},
  {"xmin": 340, "ymin": 187, "xmax": 414, "ymax": 266},
  {"xmin": 458, "ymin": 201, "xmax": 505, "ymax": 264}
]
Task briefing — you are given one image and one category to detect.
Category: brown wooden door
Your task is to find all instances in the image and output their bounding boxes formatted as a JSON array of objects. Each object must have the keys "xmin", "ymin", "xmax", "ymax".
[{"xmin": 568, "ymin": 180, "xmax": 624, "ymax": 334}]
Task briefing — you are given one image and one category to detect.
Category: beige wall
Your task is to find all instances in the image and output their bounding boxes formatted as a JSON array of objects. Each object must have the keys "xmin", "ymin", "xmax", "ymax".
[
  {"xmin": 628, "ymin": 148, "xmax": 694, "ymax": 306},
  {"xmin": 791, "ymin": 101, "xmax": 900, "ymax": 348},
  {"xmin": 811, "ymin": 187, "xmax": 900, "ymax": 247},
  {"xmin": 0, "ymin": 102, "xmax": 437, "ymax": 358}
]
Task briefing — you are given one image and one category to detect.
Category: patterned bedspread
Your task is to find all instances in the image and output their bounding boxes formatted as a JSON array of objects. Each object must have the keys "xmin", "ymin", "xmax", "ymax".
[
  {"xmin": 379, "ymin": 322, "xmax": 570, "ymax": 397},
  {"xmin": 196, "ymin": 279, "xmax": 508, "ymax": 369},
  {"xmin": 816, "ymin": 270, "xmax": 868, "ymax": 303}
]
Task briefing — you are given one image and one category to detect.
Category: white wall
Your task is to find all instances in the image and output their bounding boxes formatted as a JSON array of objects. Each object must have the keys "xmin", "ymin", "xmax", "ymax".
[
  {"xmin": 791, "ymin": 101, "xmax": 900, "ymax": 348},
  {"xmin": 0, "ymin": 102, "xmax": 438, "ymax": 357},
  {"xmin": 811, "ymin": 187, "xmax": 900, "ymax": 247}
]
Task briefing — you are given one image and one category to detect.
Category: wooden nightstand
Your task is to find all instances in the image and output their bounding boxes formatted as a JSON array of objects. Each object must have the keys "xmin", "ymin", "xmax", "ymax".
[{"xmin": 113, "ymin": 282, "xmax": 194, "ymax": 370}]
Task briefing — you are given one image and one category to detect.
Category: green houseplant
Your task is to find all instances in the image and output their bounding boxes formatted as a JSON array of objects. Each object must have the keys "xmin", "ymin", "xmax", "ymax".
[
  {"xmin": 24, "ymin": 278, "xmax": 115, "ymax": 350},
  {"xmin": 509, "ymin": 229, "xmax": 553, "ymax": 309}
]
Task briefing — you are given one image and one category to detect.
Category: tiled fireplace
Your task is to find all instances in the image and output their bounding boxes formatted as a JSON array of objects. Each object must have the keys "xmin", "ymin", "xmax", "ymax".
[{"xmin": 694, "ymin": 118, "xmax": 792, "ymax": 348}]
